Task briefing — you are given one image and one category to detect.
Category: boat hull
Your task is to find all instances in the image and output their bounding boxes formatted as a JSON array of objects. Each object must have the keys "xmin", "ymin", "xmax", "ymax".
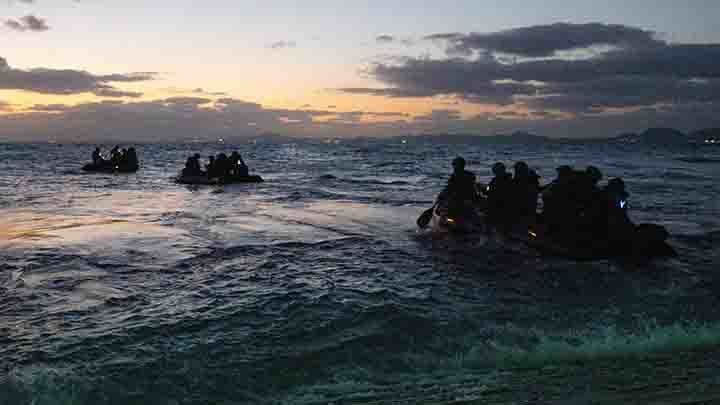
[
  {"xmin": 81, "ymin": 163, "xmax": 139, "ymax": 173},
  {"xmin": 427, "ymin": 207, "xmax": 676, "ymax": 262},
  {"xmin": 175, "ymin": 175, "xmax": 264, "ymax": 185}
]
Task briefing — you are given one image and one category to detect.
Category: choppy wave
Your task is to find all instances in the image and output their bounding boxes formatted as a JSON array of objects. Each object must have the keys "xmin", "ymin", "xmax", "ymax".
[
  {"xmin": 675, "ymin": 156, "xmax": 720, "ymax": 164},
  {"xmin": 5, "ymin": 319, "xmax": 720, "ymax": 404},
  {"xmin": 317, "ymin": 174, "xmax": 414, "ymax": 186}
]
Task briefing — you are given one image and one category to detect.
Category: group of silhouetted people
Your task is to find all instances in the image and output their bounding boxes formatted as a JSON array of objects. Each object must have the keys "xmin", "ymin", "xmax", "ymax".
[
  {"xmin": 440, "ymin": 156, "xmax": 635, "ymax": 243},
  {"xmin": 182, "ymin": 151, "xmax": 249, "ymax": 178},
  {"xmin": 92, "ymin": 145, "xmax": 138, "ymax": 169}
]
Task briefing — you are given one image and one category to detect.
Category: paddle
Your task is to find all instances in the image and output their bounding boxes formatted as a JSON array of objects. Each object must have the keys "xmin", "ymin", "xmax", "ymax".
[{"xmin": 417, "ymin": 201, "xmax": 439, "ymax": 229}]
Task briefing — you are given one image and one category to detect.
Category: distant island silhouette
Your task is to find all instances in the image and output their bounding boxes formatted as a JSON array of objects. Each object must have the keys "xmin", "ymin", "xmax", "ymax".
[{"xmin": 400, "ymin": 128, "xmax": 720, "ymax": 145}]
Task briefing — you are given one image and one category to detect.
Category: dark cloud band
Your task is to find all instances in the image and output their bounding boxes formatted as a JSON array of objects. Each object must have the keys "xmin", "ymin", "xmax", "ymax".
[
  {"xmin": 425, "ymin": 23, "xmax": 661, "ymax": 57},
  {"xmin": 5, "ymin": 15, "xmax": 49, "ymax": 32},
  {"xmin": 340, "ymin": 23, "xmax": 720, "ymax": 114},
  {"xmin": 0, "ymin": 57, "xmax": 154, "ymax": 97}
]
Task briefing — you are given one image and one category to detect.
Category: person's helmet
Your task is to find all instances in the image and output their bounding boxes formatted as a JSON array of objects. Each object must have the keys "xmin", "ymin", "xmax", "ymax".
[
  {"xmin": 492, "ymin": 162, "xmax": 506, "ymax": 174},
  {"xmin": 607, "ymin": 177, "xmax": 625, "ymax": 191},
  {"xmin": 555, "ymin": 165, "xmax": 573, "ymax": 178},
  {"xmin": 586, "ymin": 166, "xmax": 602, "ymax": 182},
  {"xmin": 513, "ymin": 161, "xmax": 529, "ymax": 175},
  {"xmin": 452, "ymin": 156, "xmax": 466, "ymax": 169},
  {"xmin": 514, "ymin": 161, "xmax": 528, "ymax": 170}
]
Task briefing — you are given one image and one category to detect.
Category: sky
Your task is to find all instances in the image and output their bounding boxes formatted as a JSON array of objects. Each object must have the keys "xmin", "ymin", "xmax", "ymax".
[{"xmin": 2, "ymin": 0, "xmax": 720, "ymax": 141}]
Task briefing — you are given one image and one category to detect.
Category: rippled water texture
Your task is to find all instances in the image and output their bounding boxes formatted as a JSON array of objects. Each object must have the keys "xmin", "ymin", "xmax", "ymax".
[{"xmin": 1, "ymin": 141, "xmax": 719, "ymax": 404}]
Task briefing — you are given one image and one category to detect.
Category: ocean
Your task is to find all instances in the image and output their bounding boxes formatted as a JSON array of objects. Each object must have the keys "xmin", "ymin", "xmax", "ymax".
[{"xmin": 1, "ymin": 139, "xmax": 719, "ymax": 404}]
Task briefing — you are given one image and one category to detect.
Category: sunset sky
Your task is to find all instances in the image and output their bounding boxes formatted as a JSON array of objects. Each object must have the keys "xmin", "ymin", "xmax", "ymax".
[{"xmin": 2, "ymin": 0, "xmax": 720, "ymax": 141}]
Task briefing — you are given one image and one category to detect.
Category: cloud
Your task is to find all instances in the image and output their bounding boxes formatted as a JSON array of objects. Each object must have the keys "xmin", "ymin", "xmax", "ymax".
[
  {"xmin": 5, "ymin": 15, "xmax": 49, "ymax": 32},
  {"xmin": 375, "ymin": 34, "xmax": 414, "ymax": 46},
  {"xmin": 266, "ymin": 40, "xmax": 296, "ymax": 49},
  {"xmin": 0, "ymin": 56, "xmax": 154, "ymax": 97},
  {"xmin": 365, "ymin": 111, "xmax": 410, "ymax": 117},
  {"xmin": 522, "ymin": 77, "xmax": 720, "ymax": 113},
  {"xmin": 193, "ymin": 88, "xmax": 227, "ymax": 96},
  {"xmin": 28, "ymin": 103, "xmax": 70, "ymax": 112},
  {"xmin": 339, "ymin": 23, "xmax": 720, "ymax": 115},
  {"xmin": 376, "ymin": 35, "xmax": 395, "ymax": 43},
  {"xmin": 425, "ymin": 22, "xmax": 661, "ymax": 57},
  {"xmin": 413, "ymin": 109, "xmax": 462, "ymax": 122},
  {"xmin": 336, "ymin": 87, "xmax": 438, "ymax": 98},
  {"xmin": 161, "ymin": 87, "xmax": 227, "ymax": 96},
  {"xmin": 162, "ymin": 97, "xmax": 212, "ymax": 106},
  {"xmin": 3, "ymin": 95, "xmax": 720, "ymax": 142},
  {"xmin": 339, "ymin": 58, "xmax": 539, "ymax": 105},
  {"xmin": 93, "ymin": 88, "xmax": 143, "ymax": 98},
  {"xmin": 5, "ymin": 20, "xmax": 24, "ymax": 31},
  {"xmin": 0, "ymin": 98, "xmax": 418, "ymax": 142}
]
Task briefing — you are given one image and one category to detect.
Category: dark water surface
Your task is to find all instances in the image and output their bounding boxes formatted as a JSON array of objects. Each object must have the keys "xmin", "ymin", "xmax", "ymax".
[{"xmin": 1, "ymin": 141, "xmax": 719, "ymax": 404}]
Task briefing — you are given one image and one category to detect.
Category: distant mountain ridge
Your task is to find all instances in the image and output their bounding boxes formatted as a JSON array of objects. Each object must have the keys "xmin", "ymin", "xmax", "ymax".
[
  {"xmin": 410, "ymin": 131, "xmax": 549, "ymax": 144},
  {"xmin": 610, "ymin": 128, "xmax": 687, "ymax": 144},
  {"xmin": 404, "ymin": 128, "xmax": 720, "ymax": 144}
]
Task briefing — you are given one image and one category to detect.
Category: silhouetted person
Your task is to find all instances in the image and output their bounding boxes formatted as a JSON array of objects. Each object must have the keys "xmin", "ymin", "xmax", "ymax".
[
  {"xmin": 487, "ymin": 162, "xmax": 514, "ymax": 230},
  {"xmin": 120, "ymin": 148, "xmax": 129, "ymax": 165},
  {"xmin": 92, "ymin": 147, "xmax": 103, "ymax": 165},
  {"xmin": 182, "ymin": 157, "xmax": 196, "ymax": 176},
  {"xmin": 206, "ymin": 156, "xmax": 216, "ymax": 177},
  {"xmin": 192, "ymin": 154, "xmax": 202, "ymax": 174},
  {"xmin": 126, "ymin": 147, "xmax": 139, "ymax": 169},
  {"xmin": 229, "ymin": 151, "xmax": 239, "ymax": 172},
  {"xmin": 230, "ymin": 151, "xmax": 249, "ymax": 177},
  {"xmin": 216, "ymin": 153, "xmax": 230, "ymax": 177},
  {"xmin": 440, "ymin": 156, "xmax": 478, "ymax": 219},
  {"xmin": 578, "ymin": 166, "xmax": 602, "ymax": 204},
  {"xmin": 541, "ymin": 165, "xmax": 575, "ymax": 236},
  {"xmin": 110, "ymin": 145, "xmax": 121, "ymax": 165},
  {"xmin": 576, "ymin": 166, "xmax": 604, "ymax": 230},
  {"xmin": 512, "ymin": 161, "xmax": 540, "ymax": 220},
  {"xmin": 602, "ymin": 178, "xmax": 634, "ymax": 251}
]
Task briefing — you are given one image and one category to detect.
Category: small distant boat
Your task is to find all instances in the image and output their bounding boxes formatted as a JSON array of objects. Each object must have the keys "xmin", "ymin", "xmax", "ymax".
[
  {"xmin": 81, "ymin": 162, "xmax": 139, "ymax": 174},
  {"xmin": 175, "ymin": 174, "xmax": 264, "ymax": 185}
]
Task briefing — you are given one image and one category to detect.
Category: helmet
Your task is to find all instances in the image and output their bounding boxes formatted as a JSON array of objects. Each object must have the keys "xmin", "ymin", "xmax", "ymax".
[
  {"xmin": 586, "ymin": 166, "xmax": 602, "ymax": 182},
  {"xmin": 607, "ymin": 177, "xmax": 625, "ymax": 191},
  {"xmin": 452, "ymin": 156, "xmax": 466, "ymax": 168},
  {"xmin": 514, "ymin": 161, "xmax": 529, "ymax": 175},
  {"xmin": 514, "ymin": 161, "xmax": 529, "ymax": 170},
  {"xmin": 555, "ymin": 165, "xmax": 573, "ymax": 179},
  {"xmin": 492, "ymin": 162, "xmax": 506, "ymax": 174}
]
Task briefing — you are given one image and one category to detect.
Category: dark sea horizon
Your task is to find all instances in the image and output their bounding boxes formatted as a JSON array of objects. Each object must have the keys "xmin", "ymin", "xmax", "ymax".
[{"xmin": 1, "ymin": 139, "xmax": 719, "ymax": 404}]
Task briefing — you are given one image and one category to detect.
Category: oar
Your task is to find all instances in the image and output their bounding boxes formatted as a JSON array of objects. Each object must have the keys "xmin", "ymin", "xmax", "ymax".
[{"xmin": 417, "ymin": 201, "xmax": 439, "ymax": 229}]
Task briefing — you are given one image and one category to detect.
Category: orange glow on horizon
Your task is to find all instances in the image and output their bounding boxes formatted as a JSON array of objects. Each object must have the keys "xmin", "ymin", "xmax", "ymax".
[{"xmin": 2, "ymin": 83, "xmax": 533, "ymax": 123}]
